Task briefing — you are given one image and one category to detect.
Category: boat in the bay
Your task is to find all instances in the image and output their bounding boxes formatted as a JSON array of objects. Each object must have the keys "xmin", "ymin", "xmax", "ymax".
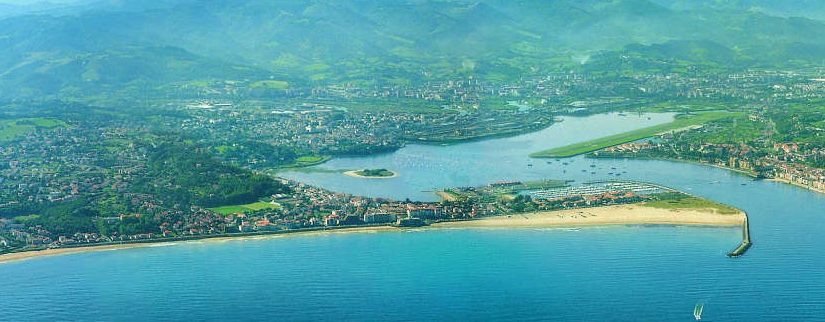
[{"xmin": 694, "ymin": 303, "xmax": 704, "ymax": 320}]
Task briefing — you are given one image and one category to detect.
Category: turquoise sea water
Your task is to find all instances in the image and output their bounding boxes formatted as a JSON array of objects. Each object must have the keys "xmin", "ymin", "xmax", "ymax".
[{"xmin": 3, "ymin": 113, "xmax": 825, "ymax": 321}]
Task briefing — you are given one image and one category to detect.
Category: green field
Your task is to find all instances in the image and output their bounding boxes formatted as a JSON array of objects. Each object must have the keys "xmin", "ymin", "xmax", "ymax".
[
  {"xmin": 643, "ymin": 192, "xmax": 741, "ymax": 215},
  {"xmin": 273, "ymin": 155, "xmax": 331, "ymax": 170},
  {"xmin": 296, "ymin": 155, "xmax": 325, "ymax": 164},
  {"xmin": 209, "ymin": 201, "xmax": 281, "ymax": 215},
  {"xmin": 529, "ymin": 111, "xmax": 738, "ymax": 158},
  {"xmin": 293, "ymin": 155, "xmax": 330, "ymax": 167},
  {"xmin": 12, "ymin": 214, "xmax": 40, "ymax": 223},
  {"xmin": 250, "ymin": 80, "xmax": 289, "ymax": 89},
  {"xmin": 0, "ymin": 118, "xmax": 67, "ymax": 141}
]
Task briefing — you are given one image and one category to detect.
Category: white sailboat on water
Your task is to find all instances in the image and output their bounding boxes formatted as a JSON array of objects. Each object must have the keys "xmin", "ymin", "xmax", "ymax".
[{"xmin": 694, "ymin": 303, "xmax": 704, "ymax": 321}]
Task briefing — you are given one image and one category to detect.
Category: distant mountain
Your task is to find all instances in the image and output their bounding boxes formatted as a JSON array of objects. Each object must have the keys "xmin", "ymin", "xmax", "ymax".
[
  {"xmin": 0, "ymin": 0, "xmax": 196, "ymax": 19},
  {"xmin": 628, "ymin": 40, "xmax": 739, "ymax": 64},
  {"xmin": 0, "ymin": 2, "xmax": 45, "ymax": 19},
  {"xmin": 2, "ymin": 0, "xmax": 825, "ymax": 100},
  {"xmin": 0, "ymin": 0, "xmax": 95, "ymax": 19},
  {"xmin": 0, "ymin": 44, "xmax": 270, "ymax": 99},
  {"xmin": 650, "ymin": 0, "xmax": 825, "ymax": 21}
]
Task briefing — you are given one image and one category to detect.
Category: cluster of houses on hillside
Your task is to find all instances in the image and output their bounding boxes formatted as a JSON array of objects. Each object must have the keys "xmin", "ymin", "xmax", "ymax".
[{"xmin": 599, "ymin": 140, "xmax": 825, "ymax": 193}]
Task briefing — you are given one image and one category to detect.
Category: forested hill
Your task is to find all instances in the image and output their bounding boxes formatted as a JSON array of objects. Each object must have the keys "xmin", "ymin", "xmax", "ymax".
[
  {"xmin": 2, "ymin": 0, "xmax": 825, "ymax": 99},
  {"xmin": 135, "ymin": 142, "xmax": 289, "ymax": 209},
  {"xmin": 1, "ymin": 136, "xmax": 291, "ymax": 235}
]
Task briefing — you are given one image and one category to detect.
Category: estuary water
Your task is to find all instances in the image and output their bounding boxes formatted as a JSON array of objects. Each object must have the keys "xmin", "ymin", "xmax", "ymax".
[
  {"xmin": 2, "ymin": 113, "xmax": 825, "ymax": 321},
  {"xmin": 282, "ymin": 112, "xmax": 678, "ymax": 201}
]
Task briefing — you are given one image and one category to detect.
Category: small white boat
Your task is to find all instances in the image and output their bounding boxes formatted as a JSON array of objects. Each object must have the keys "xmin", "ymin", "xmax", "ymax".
[{"xmin": 694, "ymin": 303, "xmax": 704, "ymax": 320}]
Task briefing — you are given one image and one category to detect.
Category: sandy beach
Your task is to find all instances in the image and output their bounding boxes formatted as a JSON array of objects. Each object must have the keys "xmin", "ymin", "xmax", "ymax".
[
  {"xmin": 0, "ymin": 226, "xmax": 399, "ymax": 265},
  {"xmin": 343, "ymin": 170, "xmax": 398, "ymax": 179},
  {"xmin": 435, "ymin": 191, "xmax": 457, "ymax": 201},
  {"xmin": 0, "ymin": 244, "xmax": 158, "ymax": 265},
  {"xmin": 433, "ymin": 204, "xmax": 745, "ymax": 229}
]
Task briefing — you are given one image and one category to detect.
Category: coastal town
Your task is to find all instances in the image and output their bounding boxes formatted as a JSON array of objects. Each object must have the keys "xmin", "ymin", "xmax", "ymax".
[
  {"xmin": 1, "ymin": 67, "xmax": 822, "ymax": 256},
  {"xmin": 174, "ymin": 69, "xmax": 825, "ymax": 109},
  {"xmin": 0, "ymin": 179, "xmax": 707, "ymax": 254},
  {"xmin": 595, "ymin": 133, "xmax": 825, "ymax": 193}
]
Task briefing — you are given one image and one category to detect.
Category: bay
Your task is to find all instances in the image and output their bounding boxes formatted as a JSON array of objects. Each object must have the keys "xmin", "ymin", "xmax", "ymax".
[{"xmin": 3, "ymin": 112, "xmax": 825, "ymax": 321}]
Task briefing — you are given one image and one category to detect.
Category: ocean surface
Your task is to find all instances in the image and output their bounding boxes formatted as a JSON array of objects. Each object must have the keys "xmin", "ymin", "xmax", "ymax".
[{"xmin": 3, "ymin": 112, "xmax": 825, "ymax": 321}]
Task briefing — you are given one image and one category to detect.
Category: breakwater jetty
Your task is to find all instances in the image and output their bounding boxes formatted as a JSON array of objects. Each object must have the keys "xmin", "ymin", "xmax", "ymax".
[{"xmin": 727, "ymin": 214, "xmax": 752, "ymax": 257}]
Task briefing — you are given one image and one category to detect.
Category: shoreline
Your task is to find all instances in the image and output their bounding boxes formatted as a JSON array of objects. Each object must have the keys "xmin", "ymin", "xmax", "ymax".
[
  {"xmin": 592, "ymin": 154, "xmax": 825, "ymax": 196},
  {"xmin": 0, "ymin": 226, "xmax": 398, "ymax": 265},
  {"xmin": 768, "ymin": 178, "xmax": 825, "ymax": 195},
  {"xmin": 0, "ymin": 204, "xmax": 746, "ymax": 265},
  {"xmin": 589, "ymin": 154, "xmax": 758, "ymax": 178},
  {"xmin": 411, "ymin": 119, "xmax": 557, "ymax": 146},
  {"xmin": 342, "ymin": 170, "xmax": 398, "ymax": 179}
]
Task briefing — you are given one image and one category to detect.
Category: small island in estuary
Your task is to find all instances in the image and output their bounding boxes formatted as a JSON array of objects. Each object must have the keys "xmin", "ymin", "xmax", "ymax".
[{"xmin": 344, "ymin": 168, "xmax": 398, "ymax": 179}]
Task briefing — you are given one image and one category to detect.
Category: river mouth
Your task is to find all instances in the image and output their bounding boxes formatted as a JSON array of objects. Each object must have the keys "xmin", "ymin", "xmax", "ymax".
[{"xmin": 281, "ymin": 112, "xmax": 677, "ymax": 201}]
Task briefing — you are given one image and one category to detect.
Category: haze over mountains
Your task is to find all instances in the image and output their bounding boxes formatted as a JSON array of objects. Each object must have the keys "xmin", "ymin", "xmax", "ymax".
[
  {"xmin": 2, "ymin": 0, "xmax": 825, "ymax": 100},
  {"xmin": 651, "ymin": 0, "xmax": 825, "ymax": 20}
]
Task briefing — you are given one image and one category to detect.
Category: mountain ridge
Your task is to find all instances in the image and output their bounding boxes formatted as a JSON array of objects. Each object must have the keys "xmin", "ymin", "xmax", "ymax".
[{"xmin": 2, "ymin": 0, "xmax": 825, "ymax": 100}]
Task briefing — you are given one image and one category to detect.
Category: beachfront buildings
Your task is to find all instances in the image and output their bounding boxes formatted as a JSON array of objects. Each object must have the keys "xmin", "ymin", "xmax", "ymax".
[
  {"xmin": 406, "ymin": 205, "xmax": 440, "ymax": 220},
  {"xmin": 363, "ymin": 213, "xmax": 396, "ymax": 224}
]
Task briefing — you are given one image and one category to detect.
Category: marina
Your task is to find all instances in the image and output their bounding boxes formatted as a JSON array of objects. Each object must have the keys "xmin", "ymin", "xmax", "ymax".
[{"xmin": 525, "ymin": 181, "xmax": 667, "ymax": 200}]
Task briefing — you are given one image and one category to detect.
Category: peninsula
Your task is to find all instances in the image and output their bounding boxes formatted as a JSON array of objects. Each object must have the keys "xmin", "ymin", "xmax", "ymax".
[
  {"xmin": 0, "ymin": 201, "xmax": 746, "ymax": 265},
  {"xmin": 529, "ymin": 111, "xmax": 737, "ymax": 158},
  {"xmin": 1, "ymin": 179, "xmax": 750, "ymax": 264}
]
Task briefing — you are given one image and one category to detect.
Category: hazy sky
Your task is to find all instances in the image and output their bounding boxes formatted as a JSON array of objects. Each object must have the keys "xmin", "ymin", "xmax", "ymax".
[{"xmin": 0, "ymin": 0, "xmax": 81, "ymax": 4}]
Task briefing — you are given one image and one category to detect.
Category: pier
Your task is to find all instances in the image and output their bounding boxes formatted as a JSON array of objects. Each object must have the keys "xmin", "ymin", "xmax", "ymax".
[
  {"xmin": 727, "ymin": 214, "xmax": 752, "ymax": 257},
  {"xmin": 619, "ymin": 180, "xmax": 752, "ymax": 258}
]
